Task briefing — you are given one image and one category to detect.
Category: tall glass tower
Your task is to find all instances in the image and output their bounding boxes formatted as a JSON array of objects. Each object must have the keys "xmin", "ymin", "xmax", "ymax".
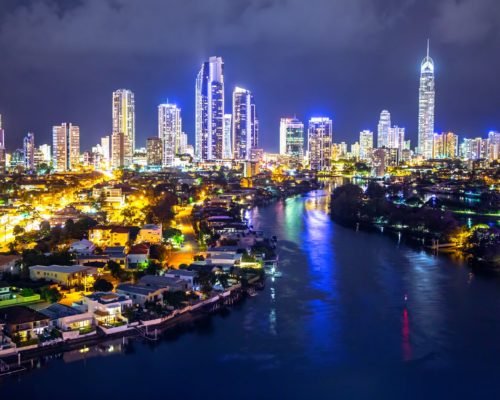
[
  {"xmin": 112, "ymin": 89, "xmax": 135, "ymax": 165},
  {"xmin": 232, "ymin": 87, "xmax": 257, "ymax": 160},
  {"xmin": 377, "ymin": 110, "xmax": 391, "ymax": 148},
  {"xmin": 158, "ymin": 103, "xmax": 182, "ymax": 167},
  {"xmin": 195, "ymin": 56, "xmax": 224, "ymax": 160},
  {"xmin": 418, "ymin": 40, "xmax": 435, "ymax": 159}
]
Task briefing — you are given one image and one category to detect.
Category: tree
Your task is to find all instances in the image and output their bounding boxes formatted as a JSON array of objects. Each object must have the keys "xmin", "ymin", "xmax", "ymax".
[
  {"xmin": 13, "ymin": 225, "xmax": 25, "ymax": 237},
  {"xmin": 40, "ymin": 287, "xmax": 62, "ymax": 303},
  {"xmin": 331, "ymin": 184, "xmax": 363, "ymax": 221},
  {"xmin": 150, "ymin": 244, "xmax": 168, "ymax": 262},
  {"xmin": 93, "ymin": 278, "xmax": 113, "ymax": 292},
  {"xmin": 107, "ymin": 260, "xmax": 123, "ymax": 280},
  {"xmin": 365, "ymin": 181, "xmax": 386, "ymax": 199}
]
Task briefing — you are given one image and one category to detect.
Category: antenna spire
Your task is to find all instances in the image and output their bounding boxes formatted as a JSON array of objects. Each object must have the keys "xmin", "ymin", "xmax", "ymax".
[{"xmin": 427, "ymin": 38, "xmax": 430, "ymax": 58}]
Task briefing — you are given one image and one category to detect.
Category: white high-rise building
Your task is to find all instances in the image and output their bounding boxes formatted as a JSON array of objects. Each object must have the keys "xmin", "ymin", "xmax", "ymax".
[
  {"xmin": 101, "ymin": 136, "xmax": 110, "ymax": 165},
  {"xmin": 232, "ymin": 87, "xmax": 257, "ymax": 160},
  {"xmin": 359, "ymin": 130, "xmax": 374, "ymax": 160},
  {"xmin": 179, "ymin": 132, "xmax": 189, "ymax": 155},
  {"xmin": 280, "ymin": 118, "xmax": 304, "ymax": 159},
  {"xmin": 52, "ymin": 123, "xmax": 80, "ymax": 172},
  {"xmin": 223, "ymin": 114, "xmax": 232, "ymax": 159},
  {"xmin": 158, "ymin": 103, "xmax": 182, "ymax": 167},
  {"xmin": 308, "ymin": 117, "xmax": 333, "ymax": 170},
  {"xmin": 23, "ymin": 132, "xmax": 35, "ymax": 170},
  {"xmin": 377, "ymin": 110, "xmax": 391, "ymax": 148},
  {"xmin": 112, "ymin": 89, "xmax": 135, "ymax": 165},
  {"xmin": 418, "ymin": 40, "xmax": 435, "ymax": 159},
  {"xmin": 488, "ymin": 131, "xmax": 500, "ymax": 161},
  {"xmin": 0, "ymin": 114, "xmax": 6, "ymax": 172},
  {"xmin": 39, "ymin": 144, "xmax": 51, "ymax": 163},
  {"xmin": 195, "ymin": 56, "xmax": 224, "ymax": 160},
  {"xmin": 388, "ymin": 126, "xmax": 405, "ymax": 150}
]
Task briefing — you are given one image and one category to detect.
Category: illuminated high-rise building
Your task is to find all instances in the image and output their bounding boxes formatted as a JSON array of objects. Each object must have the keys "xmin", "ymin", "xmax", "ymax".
[
  {"xmin": 0, "ymin": 114, "xmax": 5, "ymax": 172},
  {"xmin": 232, "ymin": 87, "xmax": 258, "ymax": 160},
  {"xmin": 158, "ymin": 103, "xmax": 181, "ymax": 167},
  {"xmin": 359, "ymin": 130, "xmax": 374, "ymax": 160},
  {"xmin": 146, "ymin": 137, "xmax": 163, "ymax": 167},
  {"xmin": 377, "ymin": 110, "xmax": 391, "ymax": 148},
  {"xmin": 388, "ymin": 126, "xmax": 405, "ymax": 150},
  {"xmin": 23, "ymin": 132, "xmax": 35, "ymax": 170},
  {"xmin": 433, "ymin": 132, "xmax": 458, "ymax": 159},
  {"xmin": 39, "ymin": 144, "xmax": 51, "ymax": 164},
  {"xmin": 195, "ymin": 56, "xmax": 224, "ymax": 160},
  {"xmin": 280, "ymin": 117, "xmax": 304, "ymax": 159},
  {"xmin": 223, "ymin": 114, "xmax": 232, "ymax": 159},
  {"xmin": 179, "ymin": 132, "xmax": 188, "ymax": 155},
  {"xmin": 308, "ymin": 117, "xmax": 333, "ymax": 170},
  {"xmin": 418, "ymin": 40, "xmax": 435, "ymax": 159},
  {"xmin": 112, "ymin": 89, "xmax": 135, "ymax": 165},
  {"xmin": 488, "ymin": 131, "xmax": 500, "ymax": 161},
  {"xmin": 52, "ymin": 123, "xmax": 80, "ymax": 172},
  {"xmin": 99, "ymin": 136, "xmax": 110, "ymax": 167},
  {"xmin": 111, "ymin": 131, "xmax": 125, "ymax": 168}
]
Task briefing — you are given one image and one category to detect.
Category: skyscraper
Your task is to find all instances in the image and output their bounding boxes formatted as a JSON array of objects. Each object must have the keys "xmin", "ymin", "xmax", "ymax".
[
  {"xmin": 433, "ymin": 132, "xmax": 458, "ymax": 159},
  {"xmin": 223, "ymin": 114, "xmax": 232, "ymax": 159},
  {"xmin": 377, "ymin": 110, "xmax": 391, "ymax": 148},
  {"xmin": 111, "ymin": 131, "xmax": 126, "ymax": 168},
  {"xmin": 195, "ymin": 56, "xmax": 224, "ymax": 160},
  {"xmin": 146, "ymin": 137, "xmax": 163, "ymax": 168},
  {"xmin": 387, "ymin": 125, "xmax": 405, "ymax": 150},
  {"xmin": 232, "ymin": 87, "xmax": 258, "ymax": 160},
  {"xmin": 359, "ymin": 130, "xmax": 374, "ymax": 160},
  {"xmin": 112, "ymin": 89, "xmax": 135, "ymax": 165},
  {"xmin": 0, "ymin": 115, "xmax": 5, "ymax": 172},
  {"xmin": 488, "ymin": 131, "xmax": 500, "ymax": 161},
  {"xmin": 418, "ymin": 40, "xmax": 435, "ymax": 159},
  {"xmin": 52, "ymin": 123, "xmax": 80, "ymax": 172},
  {"xmin": 23, "ymin": 132, "xmax": 35, "ymax": 170},
  {"xmin": 280, "ymin": 117, "xmax": 304, "ymax": 159},
  {"xmin": 308, "ymin": 117, "xmax": 333, "ymax": 170},
  {"xmin": 158, "ymin": 103, "xmax": 182, "ymax": 167},
  {"xmin": 101, "ymin": 136, "xmax": 111, "ymax": 166}
]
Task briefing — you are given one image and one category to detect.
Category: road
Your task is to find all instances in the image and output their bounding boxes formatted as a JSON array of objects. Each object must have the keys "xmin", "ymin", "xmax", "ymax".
[{"xmin": 168, "ymin": 205, "xmax": 203, "ymax": 268}]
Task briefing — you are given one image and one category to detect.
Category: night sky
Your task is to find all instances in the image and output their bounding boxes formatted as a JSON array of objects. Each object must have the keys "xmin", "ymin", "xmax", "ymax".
[{"xmin": 0, "ymin": 0, "xmax": 499, "ymax": 152}]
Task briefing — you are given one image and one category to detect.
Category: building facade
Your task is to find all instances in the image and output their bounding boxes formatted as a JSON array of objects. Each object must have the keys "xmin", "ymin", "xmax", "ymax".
[
  {"xmin": 112, "ymin": 89, "xmax": 135, "ymax": 165},
  {"xmin": 23, "ymin": 132, "xmax": 35, "ymax": 170},
  {"xmin": 232, "ymin": 87, "xmax": 257, "ymax": 160},
  {"xmin": 377, "ymin": 110, "xmax": 391, "ymax": 148},
  {"xmin": 418, "ymin": 41, "xmax": 435, "ymax": 159},
  {"xmin": 223, "ymin": 114, "xmax": 232, "ymax": 159},
  {"xmin": 52, "ymin": 123, "xmax": 80, "ymax": 172},
  {"xmin": 433, "ymin": 132, "xmax": 458, "ymax": 159},
  {"xmin": 195, "ymin": 56, "xmax": 224, "ymax": 160},
  {"xmin": 146, "ymin": 137, "xmax": 162, "ymax": 168},
  {"xmin": 111, "ymin": 131, "xmax": 126, "ymax": 168},
  {"xmin": 280, "ymin": 118, "xmax": 304, "ymax": 159},
  {"xmin": 359, "ymin": 130, "xmax": 374, "ymax": 161},
  {"xmin": 307, "ymin": 117, "xmax": 333, "ymax": 170},
  {"xmin": 158, "ymin": 103, "xmax": 181, "ymax": 167}
]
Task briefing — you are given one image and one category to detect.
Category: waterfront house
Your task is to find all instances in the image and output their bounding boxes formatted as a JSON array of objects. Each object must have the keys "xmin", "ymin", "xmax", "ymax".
[
  {"xmin": 81, "ymin": 292, "xmax": 132, "ymax": 328},
  {"xmin": 138, "ymin": 275, "xmax": 189, "ymax": 292},
  {"xmin": 0, "ymin": 306, "xmax": 50, "ymax": 345},
  {"xmin": 116, "ymin": 283, "xmax": 167, "ymax": 306},
  {"xmin": 29, "ymin": 265, "xmax": 96, "ymax": 288},
  {"xmin": 39, "ymin": 303, "xmax": 96, "ymax": 340},
  {"xmin": 163, "ymin": 269, "xmax": 196, "ymax": 289}
]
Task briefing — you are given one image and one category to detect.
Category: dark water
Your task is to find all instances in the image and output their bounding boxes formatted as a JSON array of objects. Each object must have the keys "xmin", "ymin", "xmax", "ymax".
[{"xmin": 3, "ymin": 190, "xmax": 500, "ymax": 399}]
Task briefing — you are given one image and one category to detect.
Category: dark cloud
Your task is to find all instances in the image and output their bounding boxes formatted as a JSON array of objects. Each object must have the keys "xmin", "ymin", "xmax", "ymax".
[{"xmin": 0, "ymin": 0, "xmax": 499, "ymax": 151}]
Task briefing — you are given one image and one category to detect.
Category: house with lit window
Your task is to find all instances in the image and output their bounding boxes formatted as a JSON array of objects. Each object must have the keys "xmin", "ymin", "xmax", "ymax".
[
  {"xmin": 29, "ymin": 265, "xmax": 97, "ymax": 288},
  {"xmin": 137, "ymin": 224, "xmax": 162, "ymax": 244},
  {"xmin": 80, "ymin": 292, "xmax": 132, "ymax": 329},
  {"xmin": 0, "ymin": 306, "xmax": 50, "ymax": 346},
  {"xmin": 89, "ymin": 226, "xmax": 131, "ymax": 247},
  {"xmin": 39, "ymin": 303, "xmax": 96, "ymax": 340}
]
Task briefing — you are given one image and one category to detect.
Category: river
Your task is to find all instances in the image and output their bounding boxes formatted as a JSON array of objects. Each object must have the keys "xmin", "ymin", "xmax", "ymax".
[{"xmin": 3, "ymin": 189, "xmax": 500, "ymax": 399}]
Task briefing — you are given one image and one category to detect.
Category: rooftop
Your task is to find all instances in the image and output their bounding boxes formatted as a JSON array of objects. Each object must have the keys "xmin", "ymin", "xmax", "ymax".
[
  {"xmin": 29, "ymin": 264, "xmax": 91, "ymax": 274},
  {"xmin": 39, "ymin": 303, "xmax": 81, "ymax": 320},
  {"xmin": 86, "ymin": 292, "xmax": 130, "ymax": 304},
  {"xmin": 0, "ymin": 306, "xmax": 49, "ymax": 325}
]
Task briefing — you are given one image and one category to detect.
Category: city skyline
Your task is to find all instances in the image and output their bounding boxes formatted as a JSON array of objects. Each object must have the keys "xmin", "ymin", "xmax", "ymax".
[{"xmin": 1, "ymin": 1, "xmax": 500, "ymax": 152}]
